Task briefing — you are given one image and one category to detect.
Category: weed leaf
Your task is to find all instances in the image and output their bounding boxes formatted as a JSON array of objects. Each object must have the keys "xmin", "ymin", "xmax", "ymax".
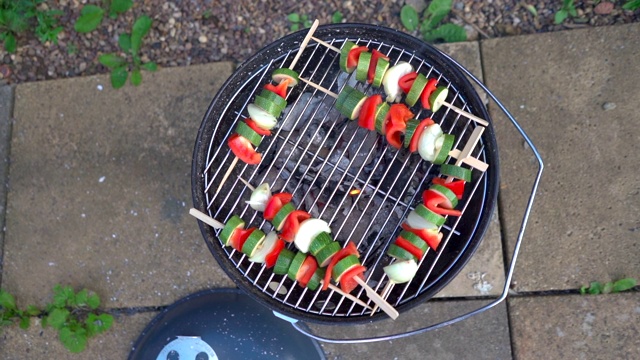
[
  {"xmin": 74, "ymin": 289, "xmax": 88, "ymax": 307},
  {"xmin": 400, "ymin": 5, "xmax": 419, "ymax": 31},
  {"xmin": 332, "ymin": 11, "xmax": 343, "ymax": 23},
  {"xmin": 74, "ymin": 5, "xmax": 104, "ymax": 33},
  {"xmin": 287, "ymin": 13, "xmax": 300, "ymax": 23},
  {"xmin": 423, "ymin": 0, "xmax": 452, "ymax": 30},
  {"xmin": 59, "ymin": 327, "xmax": 88, "ymax": 353},
  {"xmin": 3, "ymin": 33, "xmax": 17, "ymax": 53},
  {"xmin": 131, "ymin": 68, "xmax": 142, "ymax": 86},
  {"xmin": 26, "ymin": 305, "xmax": 41, "ymax": 316},
  {"xmin": 86, "ymin": 313, "xmax": 114, "ymax": 336},
  {"xmin": 86, "ymin": 293, "xmax": 101, "ymax": 310},
  {"xmin": 99, "ymin": 54, "xmax": 127, "ymax": 69},
  {"xmin": 587, "ymin": 281, "xmax": 603, "ymax": 294},
  {"xmin": 0, "ymin": 290, "xmax": 17, "ymax": 310},
  {"xmin": 47, "ymin": 308, "xmax": 70, "ymax": 330},
  {"xmin": 110, "ymin": 67, "xmax": 128, "ymax": 89},
  {"xmin": 109, "ymin": 0, "xmax": 133, "ymax": 18},
  {"xmin": 423, "ymin": 23, "xmax": 466, "ymax": 43},
  {"xmin": 554, "ymin": 9, "xmax": 568, "ymax": 24},
  {"xmin": 118, "ymin": 33, "xmax": 132, "ymax": 54},
  {"xmin": 612, "ymin": 278, "xmax": 637, "ymax": 292},
  {"xmin": 131, "ymin": 15, "xmax": 153, "ymax": 54},
  {"xmin": 142, "ymin": 62, "xmax": 158, "ymax": 72},
  {"xmin": 623, "ymin": 0, "xmax": 640, "ymax": 10},
  {"xmin": 19, "ymin": 316, "xmax": 30, "ymax": 329}
]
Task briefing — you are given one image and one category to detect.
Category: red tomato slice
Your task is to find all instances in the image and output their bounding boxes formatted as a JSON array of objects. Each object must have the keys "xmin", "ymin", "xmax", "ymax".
[
  {"xmin": 322, "ymin": 241, "xmax": 360, "ymax": 290},
  {"xmin": 432, "ymin": 178, "xmax": 466, "ymax": 199},
  {"xmin": 358, "ymin": 94, "xmax": 382, "ymax": 131},
  {"xmin": 395, "ymin": 236, "xmax": 424, "ymax": 261},
  {"xmin": 263, "ymin": 193, "xmax": 293, "ymax": 221},
  {"xmin": 408, "ymin": 118, "xmax": 435, "ymax": 153},
  {"xmin": 423, "ymin": 190, "xmax": 462, "ymax": 216},
  {"xmin": 339, "ymin": 265, "xmax": 366, "ymax": 293},
  {"xmin": 296, "ymin": 255, "xmax": 318, "ymax": 287},
  {"xmin": 347, "ymin": 46, "xmax": 369, "ymax": 71},
  {"xmin": 228, "ymin": 134, "xmax": 261, "ymax": 165},
  {"xmin": 230, "ymin": 227, "xmax": 255, "ymax": 252},
  {"xmin": 280, "ymin": 210, "xmax": 311, "ymax": 242},
  {"xmin": 264, "ymin": 237, "xmax": 285, "ymax": 268},
  {"xmin": 245, "ymin": 118, "xmax": 271, "ymax": 136},
  {"xmin": 401, "ymin": 223, "xmax": 443, "ymax": 251},
  {"xmin": 384, "ymin": 104, "xmax": 414, "ymax": 148},
  {"xmin": 398, "ymin": 72, "xmax": 418, "ymax": 94},
  {"xmin": 264, "ymin": 78, "xmax": 291, "ymax": 99},
  {"xmin": 367, "ymin": 49, "xmax": 390, "ymax": 84},
  {"xmin": 420, "ymin": 78, "xmax": 438, "ymax": 110}
]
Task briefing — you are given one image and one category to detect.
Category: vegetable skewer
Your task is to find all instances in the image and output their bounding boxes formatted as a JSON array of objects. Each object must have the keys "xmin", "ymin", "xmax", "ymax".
[{"xmin": 188, "ymin": 207, "xmax": 373, "ymax": 311}]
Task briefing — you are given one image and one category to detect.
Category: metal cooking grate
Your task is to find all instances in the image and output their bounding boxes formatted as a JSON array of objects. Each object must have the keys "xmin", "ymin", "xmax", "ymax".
[{"xmin": 194, "ymin": 26, "xmax": 497, "ymax": 322}]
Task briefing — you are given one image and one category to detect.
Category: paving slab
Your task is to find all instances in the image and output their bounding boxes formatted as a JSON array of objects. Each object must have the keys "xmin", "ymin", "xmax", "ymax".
[
  {"xmin": 0, "ymin": 311, "xmax": 156, "ymax": 359},
  {"xmin": 2, "ymin": 62, "xmax": 237, "ymax": 309},
  {"xmin": 481, "ymin": 23, "xmax": 640, "ymax": 292},
  {"xmin": 509, "ymin": 292, "xmax": 640, "ymax": 360},
  {"xmin": 310, "ymin": 299, "xmax": 511, "ymax": 359},
  {"xmin": 0, "ymin": 85, "xmax": 13, "ymax": 286},
  {"xmin": 435, "ymin": 42, "xmax": 505, "ymax": 298}
]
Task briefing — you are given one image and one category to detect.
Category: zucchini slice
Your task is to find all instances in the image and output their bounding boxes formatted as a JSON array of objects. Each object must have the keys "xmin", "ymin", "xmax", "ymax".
[
  {"xmin": 271, "ymin": 68, "xmax": 299, "ymax": 87},
  {"xmin": 294, "ymin": 218, "xmax": 331, "ymax": 253},
  {"xmin": 406, "ymin": 73, "xmax": 428, "ymax": 107},
  {"xmin": 355, "ymin": 51, "xmax": 372, "ymax": 83},
  {"xmin": 428, "ymin": 184, "xmax": 459, "ymax": 209},
  {"xmin": 338, "ymin": 88, "xmax": 367, "ymax": 120},
  {"xmin": 440, "ymin": 164, "xmax": 472, "ymax": 182},
  {"xmin": 235, "ymin": 121, "xmax": 262, "ymax": 148},
  {"xmin": 339, "ymin": 41, "xmax": 359, "ymax": 73},
  {"xmin": 413, "ymin": 204, "xmax": 446, "ymax": 227},
  {"xmin": 219, "ymin": 215, "xmax": 245, "ymax": 246},
  {"xmin": 272, "ymin": 202, "xmax": 295, "ymax": 231},
  {"xmin": 247, "ymin": 103, "xmax": 277, "ymax": 130},
  {"xmin": 386, "ymin": 243, "xmax": 416, "ymax": 262},
  {"xmin": 429, "ymin": 87, "xmax": 449, "ymax": 113},
  {"xmin": 403, "ymin": 119, "xmax": 420, "ymax": 148},
  {"xmin": 372, "ymin": 58, "xmax": 390, "ymax": 87},
  {"xmin": 273, "ymin": 248, "xmax": 295, "ymax": 275},
  {"xmin": 309, "ymin": 231, "xmax": 333, "ymax": 257},
  {"xmin": 254, "ymin": 95, "xmax": 284, "ymax": 118},
  {"xmin": 374, "ymin": 102, "xmax": 390, "ymax": 134},
  {"xmin": 259, "ymin": 89, "xmax": 287, "ymax": 110},
  {"xmin": 287, "ymin": 251, "xmax": 308, "ymax": 281},
  {"xmin": 315, "ymin": 241, "xmax": 341, "ymax": 267},
  {"xmin": 241, "ymin": 229, "xmax": 266, "ymax": 257},
  {"xmin": 432, "ymin": 134, "xmax": 455, "ymax": 165},
  {"xmin": 331, "ymin": 254, "xmax": 361, "ymax": 283},
  {"xmin": 306, "ymin": 268, "xmax": 326, "ymax": 291}
]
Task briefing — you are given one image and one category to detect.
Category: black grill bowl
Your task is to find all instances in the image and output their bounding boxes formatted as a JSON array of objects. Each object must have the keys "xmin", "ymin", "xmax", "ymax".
[{"xmin": 192, "ymin": 23, "xmax": 499, "ymax": 325}]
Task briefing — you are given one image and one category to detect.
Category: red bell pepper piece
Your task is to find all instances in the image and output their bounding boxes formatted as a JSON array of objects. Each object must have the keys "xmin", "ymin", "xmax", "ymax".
[
  {"xmin": 338, "ymin": 265, "xmax": 366, "ymax": 293},
  {"xmin": 408, "ymin": 118, "xmax": 435, "ymax": 153},
  {"xmin": 358, "ymin": 94, "xmax": 383, "ymax": 131},
  {"xmin": 401, "ymin": 223, "xmax": 442, "ymax": 251},
  {"xmin": 398, "ymin": 72, "xmax": 418, "ymax": 94},
  {"xmin": 394, "ymin": 236, "xmax": 424, "ymax": 261},
  {"xmin": 280, "ymin": 210, "xmax": 311, "ymax": 242},
  {"xmin": 420, "ymin": 78, "xmax": 438, "ymax": 110},
  {"xmin": 229, "ymin": 227, "xmax": 256, "ymax": 252},
  {"xmin": 423, "ymin": 189, "xmax": 462, "ymax": 217},
  {"xmin": 245, "ymin": 118, "xmax": 271, "ymax": 136},
  {"xmin": 347, "ymin": 46, "xmax": 369, "ymax": 71},
  {"xmin": 228, "ymin": 134, "xmax": 261, "ymax": 165},
  {"xmin": 432, "ymin": 178, "xmax": 466, "ymax": 200},
  {"xmin": 322, "ymin": 241, "xmax": 359, "ymax": 290},
  {"xmin": 385, "ymin": 104, "xmax": 413, "ymax": 149},
  {"xmin": 367, "ymin": 49, "xmax": 390, "ymax": 84},
  {"xmin": 263, "ymin": 78, "xmax": 291, "ymax": 99},
  {"xmin": 297, "ymin": 255, "xmax": 318, "ymax": 288},
  {"xmin": 263, "ymin": 193, "xmax": 293, "ymax": 221},
  {"xmin": 264, "ymin": 237, "xmax": 285, "ymax": 268}
]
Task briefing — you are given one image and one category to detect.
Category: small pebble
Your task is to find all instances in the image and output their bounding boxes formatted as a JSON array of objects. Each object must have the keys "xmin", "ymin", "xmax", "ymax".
[
  {"xmin": 602, "ymin": 102, "xmax": 616, "ymax": 111},
  {"xmin": 198, "ymin": 35, "xmax": 208, "ymax": 43}
]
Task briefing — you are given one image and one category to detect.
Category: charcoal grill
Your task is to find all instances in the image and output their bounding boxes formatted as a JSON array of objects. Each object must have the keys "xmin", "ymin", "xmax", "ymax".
[{"xmin": 192, "ymin": 23, "xmax": 543, "ymax": 341}]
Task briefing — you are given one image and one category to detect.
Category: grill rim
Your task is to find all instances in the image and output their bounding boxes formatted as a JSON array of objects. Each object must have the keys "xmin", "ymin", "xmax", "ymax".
[{"xmin": 191, "ymin": 23, "xmax": 500, "ymax": 325}]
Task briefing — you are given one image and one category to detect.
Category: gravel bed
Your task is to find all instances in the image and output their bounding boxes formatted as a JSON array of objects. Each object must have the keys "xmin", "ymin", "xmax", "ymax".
[{"xmin": 0, "ymin": 0, "xmax": 638, "ymax": 84}]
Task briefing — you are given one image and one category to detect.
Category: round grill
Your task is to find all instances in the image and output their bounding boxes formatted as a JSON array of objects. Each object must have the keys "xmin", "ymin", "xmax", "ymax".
[{"xmin": 192, "ymin": 24, "xmax": 499, "ymax": 324}]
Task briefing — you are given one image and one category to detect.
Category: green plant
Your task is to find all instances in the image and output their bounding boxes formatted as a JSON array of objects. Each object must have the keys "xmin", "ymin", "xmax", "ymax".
[
  {"xmin": 287, "ymin": 13, "xmax": 312, "ymax": 32},
  {"xmin": 331, "ymin": 11, "xmax": 343, "ymax": 24},
  {"xmin": 0, "ymin": 0, "xmax": 63, "ymax": 53},
  {"xmin": 400, "ymin": 1, "xmax": 466, "ymax": 44},
  {"xmin": 98, "ymin": 15, "xmax": 157, "ymax": 88},
  {"xmin": 1, "ymin": 285, "xmax": 113, "ymax": 353},
  {"xmin": 580, "ymin": 278, "xmax": 637, "ymax": 295},
  {"xmin": 623, "ymin": 0, "xmax": 640, "ymax": 10},
  {"xmin": 554, "ymin": 0, "xmax": 578, "ymax": 24},
  {"xmin": 74, "ymin": 0, "xmax": 133, "ymax": 33}
]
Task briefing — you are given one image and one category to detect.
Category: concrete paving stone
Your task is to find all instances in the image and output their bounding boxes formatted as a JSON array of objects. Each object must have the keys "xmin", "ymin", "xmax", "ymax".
[
  {"xmin": 434, "ymin": 41, "xmax": 505, "ymax": 298},
  {"xmin": 509, "ymin": 292, "xmax": 640, "ymax": 360},
  {"xmin": 0, "ymin": 85, "xmax": 14, "ymax": 286},
  {"xmin": 0, "ymin": 311, "xmax": 157, "ymax": 359},
  {"xmin": 310, "ymin": 299, "xmax": 511, "ymax": 360},
  {"xmin": 2, "ymin": 63, "xmax": 238, "ymax": 309},
  {"xmin": 481, "ymin": 24, "xmax": 640, "ymax": 292}
]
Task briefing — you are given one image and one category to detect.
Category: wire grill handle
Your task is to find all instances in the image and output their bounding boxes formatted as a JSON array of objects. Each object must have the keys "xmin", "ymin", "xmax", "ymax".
[{"xmin": 277, "ymin": 48, "xmax": 545, "ymax": 344}]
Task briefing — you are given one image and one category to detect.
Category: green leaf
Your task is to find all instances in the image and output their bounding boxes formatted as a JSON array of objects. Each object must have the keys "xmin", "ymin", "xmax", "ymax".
[
  {"xmin": 623, "ymin": 0, "xmax": 640, "ymax": 10},
  {"xmin": 131, "ymin": 15, "xmax": 153, "ymax": 54},
  {"xmin": 579, "ymin": 285, "xmax": 588, "ymax": 295},
  {"xmin": 142, "ymin": 61, "xmax": 158, "ymax": 72},
  {"xmin": 602, "ymin": 282, "xmax": 614, "ymax": 294},
  {"xmin": 86, "ymin": 293, "xmax": 101, "ymax": 310},
  {"xmin": 98, "ymin": 54, "xmax": 127, "ymax": 69},
  {"xmin": 85, "ymin": 313, "xmax": 114, "ymax": 336},
  {"xmin": 19, "ymin": 316, "xmax": 30, "ymax": 329},
  {"xmin": 423, "ymin": 23, "xmax": 467, "ymax": 43},
  {"xmin": 290, "ymin": 23, "xmax": 299, "ymax": 32},
  {"xmin": 130, "ymin": 68, "xmax": 142, "ymax": 86},
  {"xmin": 74, "ymin": 289, "xmax": 88, "ymax": 307},
  {"xmin": 26, "ymin": 305, "xmax": 41, "ymax": 316},
  {"xmin": 118, "ymin": 33, "xmax": 132, "ymax": 53},
  {"xmin": 0, "ymin": 290, "xmax": 17, "ymax": 311},
  {"xmin": 52, "ymin": 285, "xmax": 75, "ymax": 308},
  {"xmin": 74, "ymin": 5, "xmax": 104, "ymax": 33},
  {"xmin": 423, "ymin": 0, "xmax": 452, "ymax": 29},
  {"xmin": 332, "ymin": 11, "xmax": 343, "ymax": 24},
  {"xmin": 400, "ymin": 5, "xmax": 419, "ymax": 31},
  {"xmin": 587, "ymin": 281, "xmax": 604, "ymax": 295},
  {"xmin": 287, "ymin": 13, "xmax": 300, "ymax": 23},
  {"xmin": 47, "ymin": 308, "xmax": 70, "ymax": 330},
  {"xmin": 109, "ymin": 0, "xmax": 133, "ymax": 18},
  {"xmin": 612, "ymin": 278, "xmax": 637, "ymax": 292},
  {"xmin": 111, "ymin": 67, "xmax": 129, "ymax": 89},
  {"xmin": 3, "ymin": 33, "xmax": 16, "ymax": 53},
  {"xmin": 525, "ymin": 5, "xmax": 538, "ymax": 17},
  {"xmin": 59, "ymin": 327, "xmax": 88, "ymax": 353},
  {"xmin": 554, "ymin": 10, "xmax": 568, "ymax": 24}
]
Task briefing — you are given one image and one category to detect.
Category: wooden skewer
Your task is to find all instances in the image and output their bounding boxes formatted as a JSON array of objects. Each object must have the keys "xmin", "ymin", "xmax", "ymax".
[
  {"xmin": 311, "ymin": 36, "xmax": 341, "ymax": 53},
  {"xmin": 370, "ymin": 281, "xmax": 394, "ymax": 316},
  {"xmin": 440, "ymin": 101, "xmax": 489, "ymax": 127},
  {"xmin": 189, "ymin": 208, "xmax": 225, "ymax": 229},
  {"xmin": 238, "ymin": 177, "xmax": 255, "ymax": 191},
  {"xmin": 321, "ymin": 281, "xmax": 373, "ymax": 310},
  {"xmin": 354, "ymin": 276, "xmax": 399, "ymax": 320},
  {"xmin": 215, "ymin": 156, "xmax": 239, "ymax": 194},
  {"xmin": 298, "ymin": 77, "xmax": 339, "ymax": 98}
]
